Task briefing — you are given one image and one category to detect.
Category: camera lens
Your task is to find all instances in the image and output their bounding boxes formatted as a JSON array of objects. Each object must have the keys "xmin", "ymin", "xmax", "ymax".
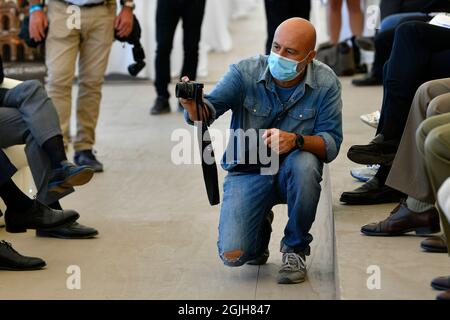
[{"xmin": 175, "ymin": 82, "xmax": 194, "ymax": 99}]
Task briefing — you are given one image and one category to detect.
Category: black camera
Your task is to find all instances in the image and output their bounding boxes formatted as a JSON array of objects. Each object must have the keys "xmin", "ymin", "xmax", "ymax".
[
  {"xmin": 115, "ymin": 14, "xmax": 146, "ymax": 77},
  {"xmin": 175, "ymin": 81, "xmax": 204, "ymax": 100}
]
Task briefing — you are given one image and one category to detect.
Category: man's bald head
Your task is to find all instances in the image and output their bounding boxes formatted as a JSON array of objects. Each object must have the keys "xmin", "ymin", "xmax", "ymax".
[{"xmin": 273, "ymin": 18, "xmax": 317, "ymax": 56}]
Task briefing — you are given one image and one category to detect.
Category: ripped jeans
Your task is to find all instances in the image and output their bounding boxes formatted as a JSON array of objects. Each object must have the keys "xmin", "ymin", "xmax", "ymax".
[{"xmin": 217, "ymin": 150, "xmax": 323, "ymax": 266}]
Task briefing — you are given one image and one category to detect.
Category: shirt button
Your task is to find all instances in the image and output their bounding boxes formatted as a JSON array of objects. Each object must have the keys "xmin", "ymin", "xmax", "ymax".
[
  {"xmin": 253, "ymin": 108, "xmax": 257, "ymax": 113},
  {"xmin": 299, "ymin": 114, "xmax": 303, "ymax": 118}
]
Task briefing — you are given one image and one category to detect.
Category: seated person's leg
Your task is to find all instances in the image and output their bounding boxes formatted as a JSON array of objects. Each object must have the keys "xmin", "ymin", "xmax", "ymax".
[
  {"xmin": 423, "ymin": 119, "xmax": 450, "ymax": 251},
  {"xmin": 353, "ymin": 14, "xmax": 430, "ymax": 87},
  {"xmin": 380, "ymin": 22, "xmax": 450, "ymax": 143},
  {"xmin": 422, "ymin": 117, "xmax": 450, "ymax": 300},
  {"xmin": 218, "ymin": 172, "xmax": 275, "ymax": 267},
  {"xmin": 379, "ymin": 12, "xmax": 428, "ymax": 32},
  {"xmin": 0, "ymin": 80, "xmax": 94, "ymax": 199},
  {"xmin": 387, "ymin": 80, "xmax": 450, "ymax": 203},
  {"xmin": 0, "ymin": 150, "xmax": 79, "ymax": 233},
  {"xmin": 355, "ymin": 83, "xmax": 450, "ymax": 235},
  {"xmin": 0, "ymin": 87, "xmax": 97, "ymax": 238},
  {"xmin": 343, "ymin": 23, "xmax": 450, "ymax": 204}
]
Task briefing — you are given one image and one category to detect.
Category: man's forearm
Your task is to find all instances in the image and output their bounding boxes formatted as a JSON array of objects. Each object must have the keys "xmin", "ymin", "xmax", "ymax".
[{"xmin": 29, "ymin": 0, "xmax": 42, "ymax": 5}]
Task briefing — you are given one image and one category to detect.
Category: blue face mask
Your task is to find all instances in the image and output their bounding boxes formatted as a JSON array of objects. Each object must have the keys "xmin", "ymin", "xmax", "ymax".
[{"xmin": 268, "ymin": 52, "xmax": 309, "ymax": 81}]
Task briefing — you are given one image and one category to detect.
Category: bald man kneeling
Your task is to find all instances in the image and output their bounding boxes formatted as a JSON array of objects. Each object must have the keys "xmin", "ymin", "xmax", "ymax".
[{"xmin": 180, "ymin": 18, "xmax": 343, "ymax": 284}]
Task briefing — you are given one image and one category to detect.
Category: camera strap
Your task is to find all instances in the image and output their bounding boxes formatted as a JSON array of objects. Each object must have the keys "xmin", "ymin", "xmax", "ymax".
[{"xmin": 196, "ymin": 98, "xmax": 220, "ymax": 206}]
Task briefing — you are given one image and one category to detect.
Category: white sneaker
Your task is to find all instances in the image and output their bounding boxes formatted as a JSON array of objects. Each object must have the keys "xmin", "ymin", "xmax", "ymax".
[
  {"xmin": 350, "ymin": 164, "xmax": 380, "ymax": 182},
  {"xmin": 360, "ymin": 110, "xmax": 380, "ymax": 128}
]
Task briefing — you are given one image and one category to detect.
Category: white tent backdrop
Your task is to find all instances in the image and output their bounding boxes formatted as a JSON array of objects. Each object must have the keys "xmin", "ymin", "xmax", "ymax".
[{"xmin": 106, "ymin": 0, "xmax": 258, "ymax": 79}]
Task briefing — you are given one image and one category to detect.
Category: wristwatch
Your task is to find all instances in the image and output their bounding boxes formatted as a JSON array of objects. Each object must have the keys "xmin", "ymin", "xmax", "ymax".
[
  {"xmin": 295, "ymin": 134, "xmax": 304, "ymax": 150},
  {"xmin": 123, "ymin": 1, "xmax": 135, "ymax": 10}
]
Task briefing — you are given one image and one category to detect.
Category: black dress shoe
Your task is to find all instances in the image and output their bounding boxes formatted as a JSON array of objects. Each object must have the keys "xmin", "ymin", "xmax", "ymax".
[
  {"xmin": 361, "ymin": 202, "xmax": 440, "ymax": 236},
  {"xmin": 36, "ymin": 222, "xmax": 98, "ymax": 239},
  {"xmin": 352, "ymin": 74, "xmax": 383, "ymax": 86},
  {"xmin": 431, "ymin": 276, "xmax": 450, "ymax": 291},
  {"xmin": 4, "ymin": 200, "xmax": 79, "ymax": 233},
  {"xmin": 74, "ymin": 150, "xmax": 103, "ymax": 173},
  {"xmin": 347, "ymin": 134, "xmax": 398, "ymax": 165},
  {"xmin": 150, "ymin": 96, "xmax": 171, "ymax": 115},
  {"xmin": 0, "ymin": 240, "xmax": 46, "ymax": 271},
  {"xmin": 340, "ymin": 177, "xmax": 405, "ymax": 205}
]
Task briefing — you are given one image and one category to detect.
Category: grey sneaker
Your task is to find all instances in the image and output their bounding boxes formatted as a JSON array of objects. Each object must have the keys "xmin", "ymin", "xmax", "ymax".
[{"xmin": 277, "ymin": 252, "xmax": 307, "ymax": 284}]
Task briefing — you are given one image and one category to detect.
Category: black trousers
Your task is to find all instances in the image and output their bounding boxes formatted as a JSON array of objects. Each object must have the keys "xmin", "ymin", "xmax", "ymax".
[
  {"xmin": 154, "ymin": 0, "xmax": 206, "ymax": 98},
  {"xmin": 377, "ymin": 21, "xmax": 450, "ymax": 142},
  {"xmin": 0, "ymin": 150, "xmax": 17, "ymax": 186},
  {"xmin": 264, "ymin": 0, "xmax": 311, "ymax": 55},
  {"xmin": 371, "ymin": 14, "xmax": 430, "ymax": 79}
]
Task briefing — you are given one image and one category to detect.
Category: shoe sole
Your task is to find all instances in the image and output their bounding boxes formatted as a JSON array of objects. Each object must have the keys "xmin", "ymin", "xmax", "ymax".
[
  {"xmin": 277, "ymin": 277, "xmax": 306, "ymax": 284},
  {"xmin": 340, "ymin": 194, "xmax": 403, "ymax": 205},
  {"xmin": 36, "ymin": 230, "xmax": 99, "ymax": 239},
  {"xmin": 360, "ymin": 118, "xmax": 378, "ymax": 129},
  {"xmin": 0, "ymin": 262, "xmax": 46, "ymax": 271},
  {"xmin": 48, "ymin": 167, "xmax": 94, "ymax": 193},
  {"xmin": 347, "ymin": 149, "xmax": 395, "ymax": 165},
  {"xmin": 5, "ymin": 215, "xmax": 79, "ymax": 233},
  {"xmin": 431, "ymin": 283, "xmax": 450, "ymax": 291},
  {"xmin": 361, "ymin": 226, "xmax": 441, "ymax": 237},
  {"xmin": 420, "ymin": 243, "xmax": 448, "ymax": 253}
]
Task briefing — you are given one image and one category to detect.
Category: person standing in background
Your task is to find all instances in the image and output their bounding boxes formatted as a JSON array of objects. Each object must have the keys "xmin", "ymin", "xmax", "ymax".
[
  {"xmin": 150, "ymin": 0, "xmax": 207, "ymax": 115},
  {"xmin": 328, "ymin": 0, "xmax": 366, "ymax": 73},
  {"xmin": 29, "ymin": 0, "xmax": 134, "ymax": 172},
  {"xmin": 264, "ymin": 0, "xmax": 311, "ymax": 55}
]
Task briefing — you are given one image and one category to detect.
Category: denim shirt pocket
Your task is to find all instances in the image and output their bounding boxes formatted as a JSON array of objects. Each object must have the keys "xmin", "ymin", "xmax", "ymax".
[
  {"xmin": 286, "ymin": 108, "xmax": 316, "ymax": 133},
  {"xmin": 242, "ymin": 98, "xmax": 272, "ymax": 129}
]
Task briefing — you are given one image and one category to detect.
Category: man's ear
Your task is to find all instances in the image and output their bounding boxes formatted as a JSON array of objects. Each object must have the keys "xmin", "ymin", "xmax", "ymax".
[{"xmin": 308, "ymin": 50, "xmax": 317, "ymax": 63}]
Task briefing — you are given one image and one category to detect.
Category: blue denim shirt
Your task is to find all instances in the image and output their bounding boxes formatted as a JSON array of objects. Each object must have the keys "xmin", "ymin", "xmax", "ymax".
[{"xmin": 185, "ymin": 55, "xmax": 343, "ymax": 171}]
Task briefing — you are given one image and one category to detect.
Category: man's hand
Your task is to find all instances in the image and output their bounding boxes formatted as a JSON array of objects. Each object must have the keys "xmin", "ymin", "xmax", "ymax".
[
  {"xmin": 178, "ymin": 76, "xmax": 206, "ymax": 121},
  {"xmin": 263, "ymin": 128, "xmax": 296, "ymax": 154},
  {"xmin": 29, "ymin": 10, "xmax": 48, "ymax": 42},
  {"xmin": 115, "ymin": 7, "xmax": 133, "ymax": 38}
]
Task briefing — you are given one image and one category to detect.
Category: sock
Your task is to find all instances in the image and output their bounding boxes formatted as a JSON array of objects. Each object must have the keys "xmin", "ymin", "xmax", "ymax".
[
  {"xmin": 42, "ymin": 135, "xmax": 67, "ymax": 169},
  {"xmin": 406, "ymin": 196, "xmax": 434, "ymax": 213},
  {"xmin": 48, "ymin": 201, "xmax": 63, "ymax": 210},
  {"xmin": 374, "ymin": 165, "xmax": 391, "ymax": 185},
  {"xmin": 0, "ymin": 179, "xmax": 33, "ymax": 213}
]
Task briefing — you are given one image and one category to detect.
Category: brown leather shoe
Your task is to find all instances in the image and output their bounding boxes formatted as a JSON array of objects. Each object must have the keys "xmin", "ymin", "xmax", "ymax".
[
  {"xmin": 431, "ymin": 276, "xmax": 450, "ymax": 291},
  {"xmin": 361, "ymin": 202, "xmax": 440, "ymax": 236},
  {"xmin": 437, "ymin": 289, "xmax": 450, "ymax": 300},
  {"xmin": 421, "ymin": 235, "xmax": 448, "ymax": 253}
]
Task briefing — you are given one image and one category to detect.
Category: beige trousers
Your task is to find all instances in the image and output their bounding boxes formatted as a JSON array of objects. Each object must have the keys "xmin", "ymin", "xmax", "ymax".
[
  {"xmin": 417, "ymin": 113, "xmax": 450, "ymax": 255},
  {"xmin": 45, "ymin": 0, "xmax": 116, "ymax": 151},
  {"xmin": 386, "ymin": 78, "xmax": 450, "ymax": 203}
]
